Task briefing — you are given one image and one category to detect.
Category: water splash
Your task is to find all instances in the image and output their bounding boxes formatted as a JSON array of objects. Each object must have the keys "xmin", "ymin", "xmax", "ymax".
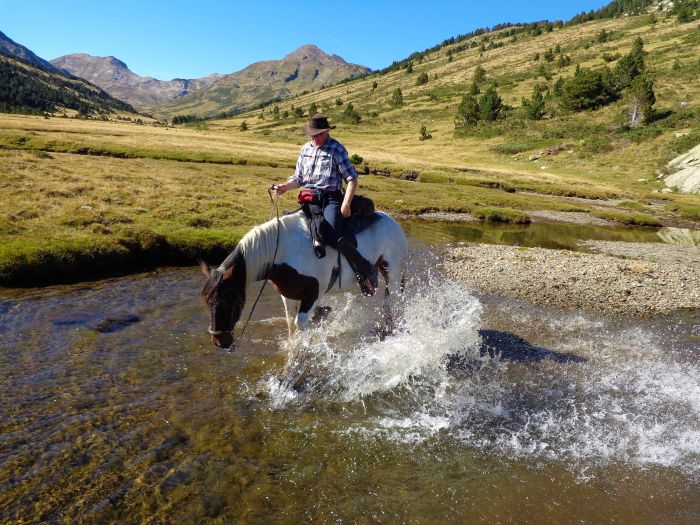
[
  {"xmin": 260, "ymin": 269, "xmax": 700, "ymax": 477},
  {"xmin": 263, "ymin": 276, "xmax": 483, "ymax": 406}
]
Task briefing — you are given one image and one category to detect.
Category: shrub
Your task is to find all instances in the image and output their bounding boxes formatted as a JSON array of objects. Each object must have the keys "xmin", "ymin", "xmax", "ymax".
[
  {"xmin": 416, "ymin": 72, "xmax": 429, "ymax": 86},
  {"xmin": 419, "ymin": 125, "xmax": 432, "ymax": 141},
  {"xmin": 349, "ymin": 153, "xmax": 363, "ymax": 165},
  {"xmin": 479, "ymin": 85, "xmax": 502, "ymax": 122},
  {"xmin": 342, "ymin": 102, "xmax": 361, "ymax": 123},
  {"xmin": 239, "ymin": 120, "xmax": 248, "ymax": 131}
]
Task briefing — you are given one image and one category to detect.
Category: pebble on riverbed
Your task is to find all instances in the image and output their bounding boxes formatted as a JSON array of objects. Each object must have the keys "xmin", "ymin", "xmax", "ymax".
[{"xmin": 442, "ymin": 242, "xmax": 700, "ymax": 317}]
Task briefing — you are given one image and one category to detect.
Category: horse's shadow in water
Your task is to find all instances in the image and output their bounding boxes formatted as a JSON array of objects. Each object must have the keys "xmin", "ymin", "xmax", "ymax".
[{"xmin": 447, "ymin": 329, "xmax": 586, "ymax": 371}]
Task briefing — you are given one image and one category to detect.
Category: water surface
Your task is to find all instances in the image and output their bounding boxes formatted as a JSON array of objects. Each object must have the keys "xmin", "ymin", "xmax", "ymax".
[{"xmin": 1, "ymin": 242, "xmax": 699, "ymax": 524}]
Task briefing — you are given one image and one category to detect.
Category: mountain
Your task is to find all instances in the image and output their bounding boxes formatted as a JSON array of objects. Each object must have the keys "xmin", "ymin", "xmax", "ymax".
[
  {"xmin": 152, "ymin": 44, "xmax": 371, "ymax": 119},
  {"xmin": 0, "ymin": 52, "xmax": 136, "ymax": 116},
  {"xmin": 0, "ymin": 29, "xmax": 59, "ymax": 71},
  {"xmin": 50, "ymin": 53, "xmax": 224, "ymax": 108}
]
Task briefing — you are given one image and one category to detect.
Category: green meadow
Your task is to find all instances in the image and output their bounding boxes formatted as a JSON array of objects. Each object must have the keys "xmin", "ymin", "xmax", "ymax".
[{"xmin": 1, "ymin": 13, "xmax": 699, "ymax": 285}]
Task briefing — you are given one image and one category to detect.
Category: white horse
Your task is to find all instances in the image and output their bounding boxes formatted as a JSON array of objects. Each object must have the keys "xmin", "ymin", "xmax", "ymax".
[{"xmin": 199, "ymin": 210, "xmax": 408, "ymax": 349}]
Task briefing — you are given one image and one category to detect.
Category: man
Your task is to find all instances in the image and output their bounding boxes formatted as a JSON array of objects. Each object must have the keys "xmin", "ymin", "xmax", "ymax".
[{"xmin": 273, "ymin": 114, "xmax": 378, "ymax": 296}]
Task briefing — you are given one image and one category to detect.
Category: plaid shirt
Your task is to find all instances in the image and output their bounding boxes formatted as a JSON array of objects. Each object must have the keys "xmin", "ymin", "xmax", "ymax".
[{"xmin": 289, "ymin": 137, "xmax": 358, "ymax": 191}]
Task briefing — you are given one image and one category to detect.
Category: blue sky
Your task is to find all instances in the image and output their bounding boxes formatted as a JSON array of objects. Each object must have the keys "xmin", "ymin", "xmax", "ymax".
[{"xmin": 2, "ymin": 0, "xmax": 609, "ymax": 79}]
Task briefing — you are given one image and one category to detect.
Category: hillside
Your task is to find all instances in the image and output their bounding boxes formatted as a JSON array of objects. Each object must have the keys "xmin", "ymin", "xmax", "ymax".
[
  {"xmin": 51, "ymin": 53, "xmax": 224, "ymax": 108},
  {"xmin": 212, "ymin": 10, "xmax": 700, "ymax": 206},
  {"xmin": 1, "ymin": 5, "xmax": 699, "ymax": 286},
  {"xmin": 152, "ymin": 44, "xmax": 370, "ymax": 119},
  {"xmin": 0, "ymin": 52, "xmax": 136, "ymax": 116},
  {"xmin": 0, "ymin": 29, "xmax": 58, "ymax": 71}
]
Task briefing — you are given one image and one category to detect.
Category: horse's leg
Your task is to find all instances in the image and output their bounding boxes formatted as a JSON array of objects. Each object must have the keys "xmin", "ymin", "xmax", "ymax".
[
  {"xmin": 376, "ymin": 257, "xmax": 396, "ymax": 338},
  {"xmin": 281, "ymin": 297, "xmax": 299, "ymax": 339},
  {"xmin": 295, "ymin": 296, "xmax": 319, "ymax": 330}
]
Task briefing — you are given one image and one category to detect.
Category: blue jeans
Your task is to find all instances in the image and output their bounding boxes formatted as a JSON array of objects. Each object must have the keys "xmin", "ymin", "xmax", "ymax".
[{"xmin": 310, "ymin": 190, "xmax": 346, "ymax": 249}]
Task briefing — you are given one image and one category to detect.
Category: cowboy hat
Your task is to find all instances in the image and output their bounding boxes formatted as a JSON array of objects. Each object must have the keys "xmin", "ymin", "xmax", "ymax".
[{"xmin": 302, "ymin": 114, "xmax": 336, "ymax": 136}]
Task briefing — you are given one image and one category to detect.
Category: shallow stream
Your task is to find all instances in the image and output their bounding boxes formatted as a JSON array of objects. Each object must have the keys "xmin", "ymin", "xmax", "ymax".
[{"xmin": 1, "ymin": 226, "xmax": 699, "ymax": 523}]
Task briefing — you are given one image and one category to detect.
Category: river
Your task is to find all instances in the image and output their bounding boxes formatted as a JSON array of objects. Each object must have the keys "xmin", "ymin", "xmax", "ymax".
[{"xmin": 1, "ymin": 223, "xmax": 699, "ymax": 523}]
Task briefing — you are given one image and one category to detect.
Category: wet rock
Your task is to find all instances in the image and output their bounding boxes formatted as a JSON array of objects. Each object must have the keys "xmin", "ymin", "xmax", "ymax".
[
  {"xmin": 95, "ymin": 314, "xmax": 141, "ymax": 333},
  {"xmin": 400, "ymin": 170, "xmax": 420, "ymax": 181}
]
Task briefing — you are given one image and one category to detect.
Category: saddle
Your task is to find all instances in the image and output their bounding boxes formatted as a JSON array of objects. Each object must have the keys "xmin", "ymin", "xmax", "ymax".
[{"xmin": 300, "ymin": 194, "xmax": 380, "ymax": 258}]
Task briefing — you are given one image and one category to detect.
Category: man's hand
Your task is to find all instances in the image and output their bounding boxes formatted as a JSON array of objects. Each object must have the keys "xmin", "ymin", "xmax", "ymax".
[
  {"xmin": 340, "ymin": 202, "xmax": 351, "ymax": 218},
  {"xmin": 272, "ymin": 180, "xmax": 299, "ymax": 195}
]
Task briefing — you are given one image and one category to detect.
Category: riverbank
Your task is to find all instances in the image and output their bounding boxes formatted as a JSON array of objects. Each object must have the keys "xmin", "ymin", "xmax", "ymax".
[{"xmin": 442, "ymin": 241, "xmax": 700, "ymax": 317}]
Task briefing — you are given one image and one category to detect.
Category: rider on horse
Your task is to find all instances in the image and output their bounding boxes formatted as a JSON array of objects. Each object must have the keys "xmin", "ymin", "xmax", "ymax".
[{"xmin": 272, "ymin": 114, "xmax": 379, "ymax": 296}]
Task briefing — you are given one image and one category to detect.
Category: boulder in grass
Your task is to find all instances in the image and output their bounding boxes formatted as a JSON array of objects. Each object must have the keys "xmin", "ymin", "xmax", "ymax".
[{"xmin": 665, "ymin": 144, "xmax": 700, "ymax": 194}]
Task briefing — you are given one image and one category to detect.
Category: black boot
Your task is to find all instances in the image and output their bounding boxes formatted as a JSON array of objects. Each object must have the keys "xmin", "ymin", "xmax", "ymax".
[{"xmin": 337, "ymin": 237, "xmax": 378, "ymax": 296}]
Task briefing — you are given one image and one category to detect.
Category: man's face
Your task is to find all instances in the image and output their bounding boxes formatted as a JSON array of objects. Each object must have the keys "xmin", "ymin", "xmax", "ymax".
[{"xmin": 311, "ymin": 130, "xmax": 329, "ymax": 147}]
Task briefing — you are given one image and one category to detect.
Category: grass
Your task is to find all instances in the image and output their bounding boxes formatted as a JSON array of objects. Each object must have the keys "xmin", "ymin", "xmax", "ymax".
[
  {"xmin": 1, "ymin": 13, "xmax": 699, "ymax": 285},
  {"xmin": 590, "ymin": 210, "xmax": 663, "ymax": 227}
]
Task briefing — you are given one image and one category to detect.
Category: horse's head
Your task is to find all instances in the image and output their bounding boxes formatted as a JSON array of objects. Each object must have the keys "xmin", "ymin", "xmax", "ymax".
[{"xmin": 199, "ymin": 259, "xmax": 245, "ymax": 350}]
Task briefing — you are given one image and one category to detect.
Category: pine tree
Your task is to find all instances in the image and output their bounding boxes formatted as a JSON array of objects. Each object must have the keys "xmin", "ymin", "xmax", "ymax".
[
  {"xmin": 554, "ymin": 76, "xmax": 565, "ymax": 97},
  {"xmin": 416, "ymin": 72, "xmax": 429, "ymax": 86},
  {"xmin": 614, "ymin": 37, "xmax": 645, "ymax": 89},
  {"xmin": 239, "ymin": 120, "xmax": 248, "ymax": 131},
  {"xmin": 391, "ymin": 88, "xmax": 404, "ymax": 107},
  {"xmin": 473, "ymin": 65, "xmax": 486, "ymax": 84},
  {"xmin": 455, "ymin": 92, "xmax": 480, "ymax": 128},
  {"xmin": 478, "ymin": 85, "xmax": 502, "ymax": 122},
  {"xmin": 308, "ymin": 102, "xmax": 318, "ymax": 116},
  {"xmin": 522, "ymin": 85, "xmax": 546, "ymax": 120},
  {"xmin": 627, "ymin": 75, "xmax": 655, "ymax": 128}
]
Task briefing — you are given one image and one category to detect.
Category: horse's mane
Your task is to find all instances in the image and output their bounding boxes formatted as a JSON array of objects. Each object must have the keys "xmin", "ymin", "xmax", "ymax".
[{"xmin": 236, "ymin": 212, "xmax": 301, "ymax": 285}]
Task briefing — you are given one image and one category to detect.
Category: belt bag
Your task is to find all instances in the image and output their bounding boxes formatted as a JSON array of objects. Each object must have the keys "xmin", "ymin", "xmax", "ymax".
[{"xmin": 298, "ymin": 189, "xmax": 319, "ymax": 204}]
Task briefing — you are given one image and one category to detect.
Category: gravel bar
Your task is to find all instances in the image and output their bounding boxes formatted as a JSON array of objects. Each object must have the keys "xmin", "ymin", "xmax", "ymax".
[{"xmin": 442, "ymin": 242, "xmax": 700, "ymax": 317}]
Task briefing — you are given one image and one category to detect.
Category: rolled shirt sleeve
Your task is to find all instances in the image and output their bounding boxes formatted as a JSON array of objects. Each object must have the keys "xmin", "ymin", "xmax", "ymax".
[{"xmin": 333, "ymin": 144, "xmax": 357, "ymax": 183}]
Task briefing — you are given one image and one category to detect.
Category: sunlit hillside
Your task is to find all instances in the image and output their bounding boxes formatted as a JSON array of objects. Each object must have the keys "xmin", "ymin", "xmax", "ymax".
[{"xmin": 208, "ymin": 13, "xmax": 699, "ymax": 201}]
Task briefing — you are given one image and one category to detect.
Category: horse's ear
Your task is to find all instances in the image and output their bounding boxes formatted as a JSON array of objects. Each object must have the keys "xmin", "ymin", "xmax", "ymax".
[
  {"xmin": 198, "ymin": 260, "xmax": 211, "ymax": 278},
  {"xmin": 222, "ymin": 266, "xmax": 234, "ymax": 280}
]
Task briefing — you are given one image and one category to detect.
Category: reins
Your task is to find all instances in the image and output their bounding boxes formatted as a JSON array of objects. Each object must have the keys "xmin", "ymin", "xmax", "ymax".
[{"xmin": 232, "ymin": 186, "xmax": 280, "ymax": 347}]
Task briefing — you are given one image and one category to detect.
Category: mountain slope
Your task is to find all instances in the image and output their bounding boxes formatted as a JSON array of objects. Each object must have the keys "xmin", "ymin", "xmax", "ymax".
[
  {"xmin": 0, "ymin": 29, "xmax": 59, "ymax": 71},
  {"xmin": 0, "ymin": 52, "xmax": 136, "ymax": 115},
  {"xmin": 153, "ymin": 44, "xmax": 370, "ymax": 118},
  {"xmin": 213, "ymin": 10, "xmax": 699, "ymax": 211},
  {"xmin": 50, "ymin": 53, "xmax": 224, "ymax": 108}
]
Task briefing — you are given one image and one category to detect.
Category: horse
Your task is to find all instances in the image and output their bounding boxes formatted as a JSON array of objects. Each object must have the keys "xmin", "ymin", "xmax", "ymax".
[{"xmin": 199, "ymin": 210, "xmax": 408, "ymax": 349}]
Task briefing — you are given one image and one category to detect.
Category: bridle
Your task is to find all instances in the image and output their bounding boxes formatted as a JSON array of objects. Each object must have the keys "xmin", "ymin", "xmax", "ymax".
[{"xmin": 207, "ymin": 187, "xmax": 281, "ymax": 349}]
